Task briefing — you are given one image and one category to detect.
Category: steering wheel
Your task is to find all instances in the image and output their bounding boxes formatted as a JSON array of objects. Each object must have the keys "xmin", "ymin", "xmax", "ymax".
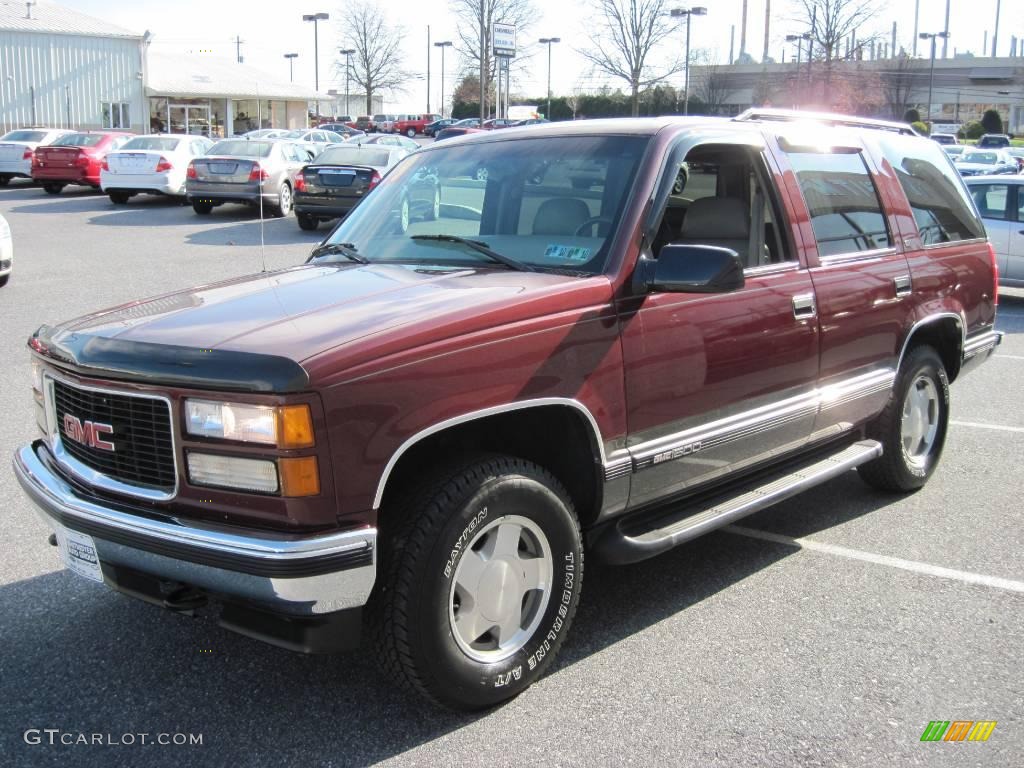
[{"xmin": 573, "ymin": 216, "xmax": 614, "ymax": 236}]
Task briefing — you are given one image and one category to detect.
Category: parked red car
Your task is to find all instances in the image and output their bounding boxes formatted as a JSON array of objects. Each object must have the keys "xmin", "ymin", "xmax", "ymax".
[
  {"xmin": 391, "ymin": 114, "xmax": 440, "ymax": 137},
  {"xmin": 32, "ymin": 131, "xmax": 134, "ymax": 194}
]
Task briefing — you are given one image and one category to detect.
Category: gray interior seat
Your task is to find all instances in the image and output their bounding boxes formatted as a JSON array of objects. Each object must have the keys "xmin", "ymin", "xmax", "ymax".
[
  {"xmin": 532, "ymin": 197, "xmax": 591, "ymax": 235},
  {"xmin": 675, "ymin": 196, "xmax": 751, "ymax": 260}
]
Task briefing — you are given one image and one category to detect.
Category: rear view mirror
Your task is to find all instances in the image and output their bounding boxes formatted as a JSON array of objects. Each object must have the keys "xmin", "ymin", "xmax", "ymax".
[{"xmin": 637, "ymin": 245, "xmax": 745, "ymax": 294}]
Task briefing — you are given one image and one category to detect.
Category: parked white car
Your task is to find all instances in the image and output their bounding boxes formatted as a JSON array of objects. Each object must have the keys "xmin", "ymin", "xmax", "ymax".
[
  {"xmin": 0, "ymin": 128, "xmax": 76, "ymax": 185},
  {"xmin": 100, "ymin": 134, "xmax": 213, "ymax": 204},
  {"xmin": 0, "ymin": 212, "xmax": 12, "ymax": 287},
  {"xmin": 965, "ymin": 175, "xmax": 1024, "ymax": 287}
]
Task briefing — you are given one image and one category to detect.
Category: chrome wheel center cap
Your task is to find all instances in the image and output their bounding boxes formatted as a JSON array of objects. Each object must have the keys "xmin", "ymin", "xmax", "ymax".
[{"xmin": 478, "ymin": 559, "xmax": 521, "ymax": 623}]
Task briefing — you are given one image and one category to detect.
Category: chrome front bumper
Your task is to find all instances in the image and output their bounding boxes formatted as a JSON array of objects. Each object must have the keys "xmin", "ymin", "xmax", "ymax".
[{"xmin": 13, "ymin": 441, "xmax": 376, "ymax": 616}]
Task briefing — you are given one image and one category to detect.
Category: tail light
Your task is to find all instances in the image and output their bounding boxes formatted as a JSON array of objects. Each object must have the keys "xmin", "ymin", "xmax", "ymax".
[
  {"xmin": 186, "ymin": 162, "xmax": 197, "ymax": 179},
  {"xmin": 75, "ymin": 153, "xmax": 90, "ymax": 167},
  {"xmin": 293, "ymin": 173, "xmax": 306, "ymax": 192},
  {"xmin": 101, "ymin": 158, "xmax": 110, "ymax": 171},
  {"xmin": 22, "ymin": 148, "xmax": 33, "ymax": 160},
  {"xmin": 368, "ymin": 170, "xmax": 382, "ymax": 190},
  {"xmin": 248, "ymin": 163, "xmax": 269, "ymax": 182},
  {"xmin": 988, "ymin": 242, "xmax": 999, "ymax": 306},
  {"xmin": 155, "ymin": 156, "xmax": 172, "ymax": 173}
]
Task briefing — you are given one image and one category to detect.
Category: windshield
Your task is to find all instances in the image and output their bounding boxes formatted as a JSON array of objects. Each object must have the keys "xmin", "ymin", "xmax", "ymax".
[
  {"xmin": 283, "ymin": 130, "xmax": 307, "ymax": 139},
  {"xmin": 122, "ymin": 136, "xmax": 181, "ymax": 151},
  {"xmin": 315, "ymin": 134, "xmax": 648, "ymax": 274},
  {"xmin": 54, "ymin": 133, "xmax": 106, "ymax": 147},
  {"xmin": 962, "ymin": 152, "xmax": 998, "ymax": 164},
  {"xmin": 208, "ymin": 140, "xmax": 274, "ymax": 157},
  {"xmin": 317, "ymin": 146, "xmax": 392, "ymax": 167},
  {"xmin": 2, "ymin": 130, "xmax": 47, "ymax": 142}
]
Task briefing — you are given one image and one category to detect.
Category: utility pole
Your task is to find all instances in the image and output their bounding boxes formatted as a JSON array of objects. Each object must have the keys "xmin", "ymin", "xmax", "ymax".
[
  {"xmin": 762, "ymin": 0, "xmax": 770, "ymax": 63},
  {"xmin": 284, "ymin": 53, "xmax": 298, "ymax": 83},
  {"xmin": 426, "ymin": 26, "xmax": 431, "ymax": 114},
  {"xmin": 434, "ymin": 41, "xmax": 452, "ymax": 118},
  {"xmin": 539, "ymin": 37, "xmax": 561, "ymax": 120},
  {"xmin": 670, "ymin": 7, "xmax": 707, "ymax": 116},
  {"xmin": 920, "ymin": 31, "xmax": 950, "ymax": 126},
  {"xmin": 340, "ymin": 49, "xmax": 355, "ymax": 117},
  {"xmin": 302, "ymin": 13, "xmax": 329, "ymax": 118},
  {"xmin": 234, "ymin": 35, "xmax": 244, "ymax": 63},
  {"xmin": 943, "ymin": 0, "xmax": 951, "ymax": 58},
  {"xmin": 479, "ymin": 9, "xmax": 486, "ymax": 122},
  {"xmin": 913, "ymin": 0, "xmax": 919, "ymax": 56},
  {"xmin": 992, "ymin": 0, "xmax": 1001, "ymax": 57}
]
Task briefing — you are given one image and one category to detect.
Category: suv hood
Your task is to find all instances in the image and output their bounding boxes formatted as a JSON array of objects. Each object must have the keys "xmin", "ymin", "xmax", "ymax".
[{"xmin": 34, "ymin": 263, "xmax": 611, "ymax": 388}]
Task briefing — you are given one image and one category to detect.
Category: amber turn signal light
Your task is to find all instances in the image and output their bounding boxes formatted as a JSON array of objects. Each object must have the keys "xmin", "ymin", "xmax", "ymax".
[
  {"xmin": 277, "ymin": 404, "xmax": 315, "ymax": 449},
  {"xmin": 279, "ymin": 456, "xmax": 320, "ymax": 497}
]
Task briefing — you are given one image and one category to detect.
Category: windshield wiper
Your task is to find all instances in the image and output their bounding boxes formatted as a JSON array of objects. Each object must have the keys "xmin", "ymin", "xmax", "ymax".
[
  {"xmin": 307, "ymin": 241, "xmax": 369, "ymax": 264},
  {"xmin": 410, "ymin": 234, "xmax": 535, "ymax": 272}
]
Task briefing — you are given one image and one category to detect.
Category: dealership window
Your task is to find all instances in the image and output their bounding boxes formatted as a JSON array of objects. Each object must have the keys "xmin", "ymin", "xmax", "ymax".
[{"xmin": 101, "ymin": 102, "xmax": 130, "ymax": 129}]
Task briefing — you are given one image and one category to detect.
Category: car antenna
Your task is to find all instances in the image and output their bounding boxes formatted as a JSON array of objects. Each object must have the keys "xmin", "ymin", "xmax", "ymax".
[{"xmin": 256, "ymin": 81, "xmax": 267, "ymax": 273}]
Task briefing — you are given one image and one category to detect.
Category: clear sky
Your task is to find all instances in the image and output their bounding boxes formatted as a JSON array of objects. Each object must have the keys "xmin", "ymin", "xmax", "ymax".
[{"xmin": 59, "ymin": 0, "xmax": 1021, "ymax": 111}]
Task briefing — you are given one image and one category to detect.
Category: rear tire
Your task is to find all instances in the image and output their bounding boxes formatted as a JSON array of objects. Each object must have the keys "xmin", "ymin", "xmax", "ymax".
[
  {"xmin": 43, "ymin": 183, "xmax": 64, "ymax": 195},
  {"xmin": 271, "ymin": 184, "xmax": 292, "ymax": 217},
  {"xmin": 406, "ymin": 127, "xmax": 417, "ymax": 138},
  {"xmin": 297, "ymin": 213, "xmax": 319, "ymax": 231},
  {"xmin": 857, "ymin": 345, "xmax": 949, "ymax": 492},
  {"xmin": 108, "ymin": 191, "xmax": 130, "ymax": 205},
  {"xmin": 0, "ymin": 175, "xmax": 10, "ymax": 186},
  {"xmin": 367, "ymin": 455, "xmax": 583, "ymax": 711},
  {"xmin": 192, "ymin": 201, "xmax": 213, "ymax": 215},
  {"xmin": 0, "ymin": 274, "xmax": 9, "ymax": 287}
]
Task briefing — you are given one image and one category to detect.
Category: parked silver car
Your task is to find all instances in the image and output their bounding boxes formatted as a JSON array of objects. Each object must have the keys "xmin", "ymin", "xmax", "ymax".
[
  {"xmin": 185, "ymin": 139, "xmax": 309, "ymax": 217},
  {"xmin": 280, "ymin": 129, "xmax": 347, "ymax": 158}
]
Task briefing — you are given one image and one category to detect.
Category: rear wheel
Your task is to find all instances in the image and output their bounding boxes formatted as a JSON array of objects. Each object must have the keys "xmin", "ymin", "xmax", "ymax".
[
  {"xmin": 858, "ymin": 345, "xmax": 949, "ymax": 492},
  {"xmin": 271, "ymin": 184, "xmax": 292, "ymax": 217},
  {"xmin": 425, "ymin": 186, "xmax": 440, "ymax": 221},
  {"xmin": 43, "ymin": 183, "xmax": 64, "ymax": 195},
  {"xmin": 297, "ymin": 213, "xmax": 319, "ymax": 231},
  {"xmin": 0, "ymin": 274, "xmax": 9, "ymax": 287},
  {"xmin": 368, "ymin": 455, "xmax": 583, "ymax": 711},
  {"xmin": 0, "ymin": 175, "xmax": 10, "ymax": 186},
  {"xmin": 108, "ymin": 191, "xmax": 130, "ymax": 205},
  {"xmin": 192, "ymin": 201, "xmax": 213, "ymax": 215},
  {"xmin": 406, "ymin": 127, "xmax": 417, "ymax": 138}
]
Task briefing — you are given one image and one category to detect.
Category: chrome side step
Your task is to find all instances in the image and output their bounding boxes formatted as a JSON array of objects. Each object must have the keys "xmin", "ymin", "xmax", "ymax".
[{"xmin": 593, "ymin": 439, "xmax": 882, "ymax": 565}]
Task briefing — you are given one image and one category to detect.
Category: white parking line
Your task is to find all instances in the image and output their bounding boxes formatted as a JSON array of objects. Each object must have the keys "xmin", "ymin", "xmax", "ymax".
[
  {"xmin": 950, "ymin": 420, "xmax": 1024, "ymax": 434},
  {"xmin": 994, "ymin": 354, "xmax": 1024, "ymax": 361},
  {"xmin": 723, "ymin": 525, "xmax": 1024, "ymax": 594}
]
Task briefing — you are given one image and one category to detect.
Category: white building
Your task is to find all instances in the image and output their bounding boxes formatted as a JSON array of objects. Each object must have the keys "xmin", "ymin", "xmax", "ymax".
[
  {"xmin": 1, "ymin": 0, "xmax": 321, "ymax": 137},
  {"xmin": 0, "ymin": 1, "xmax": 147, "ymax": 133}
]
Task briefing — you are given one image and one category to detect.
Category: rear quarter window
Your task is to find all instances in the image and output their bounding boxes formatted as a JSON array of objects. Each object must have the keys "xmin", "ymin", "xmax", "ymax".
[{"xmin": 877, "ymin": 135, "xmax": 985, "ymax": 244}]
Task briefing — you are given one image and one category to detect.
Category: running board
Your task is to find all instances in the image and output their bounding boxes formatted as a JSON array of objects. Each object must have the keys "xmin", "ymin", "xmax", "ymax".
[{"xmin": 593, "ymin": 440, "xmax": 882, "ymax": 565}]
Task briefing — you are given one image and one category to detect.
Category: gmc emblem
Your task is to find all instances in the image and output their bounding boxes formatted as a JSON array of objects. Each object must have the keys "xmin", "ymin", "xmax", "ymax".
[{"xmin": 62, "ymin": 414, "xmax": 116, "ymax": 452}]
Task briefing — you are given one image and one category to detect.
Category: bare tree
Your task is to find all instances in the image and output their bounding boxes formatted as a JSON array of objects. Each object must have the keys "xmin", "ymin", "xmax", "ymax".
[
  {"xmin": 692, "ymin": 55, "xmax": 733, "ymax": 115},
  {"xmin": 337, "ymin": 1, "xmax": 410, "ymax": 115},
  {"xmin": 577, "ymin": 0, "xmax": 683, "ymax": 116},
  {"xmin": 880, "ymin": 53, "xmax": 923, "ymax": 119},
  {"xmin": 794, "ymin": 0, "xmax": 880, "ymax": 63},
  {"xmin": 450, "ymin": 0, "xmax": 537, "ymax": 120}
]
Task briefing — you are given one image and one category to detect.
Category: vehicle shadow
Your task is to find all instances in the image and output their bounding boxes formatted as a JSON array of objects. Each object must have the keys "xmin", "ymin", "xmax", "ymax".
[
  {"xmin": 8, "ymin": 194, "xmax": 112, "ymax": 216},
  {"xmin": 0, "ymin": 473, "xmax": 894, "ymax": 767}
]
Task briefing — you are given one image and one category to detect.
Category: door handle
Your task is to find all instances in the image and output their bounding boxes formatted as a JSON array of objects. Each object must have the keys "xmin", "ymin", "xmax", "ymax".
[
  {"xmin": 893, "ymin": 274, "xmax": 912, "ymax": 297},
  {"xmin": 792, "ymin": 293, "xmax": 816, "ymax": 320}
]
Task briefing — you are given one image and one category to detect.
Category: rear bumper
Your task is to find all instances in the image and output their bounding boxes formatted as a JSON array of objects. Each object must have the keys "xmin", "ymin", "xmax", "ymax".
[
  {"xmin": 13, "ymin": 441, "xmax": 377, "ymax": 617},
  {"xmin": 294, "ymin": 196, "xmax": 358, "ymax": 219},
  {"xmin": 32, "ymin": 169, "xmax": 98, "ymax": 186},
  {"xmin": 0, "ymin": 159, "xmax": 32, "ymax": 177},
  {"xmin": 100, "ymin": 172, "xmax": 183, "ymax": 196},
  {"xmin": 187, "ymin": 181, "xmax": 278, "ymax": 204}
]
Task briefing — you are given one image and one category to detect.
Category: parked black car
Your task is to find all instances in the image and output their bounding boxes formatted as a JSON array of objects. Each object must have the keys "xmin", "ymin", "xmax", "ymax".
[{"xmin": 424, "ymin": 118, "xmax": 456, "ymax": 137}]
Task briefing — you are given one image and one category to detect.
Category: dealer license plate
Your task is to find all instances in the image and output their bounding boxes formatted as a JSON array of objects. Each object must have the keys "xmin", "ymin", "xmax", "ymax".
[{"xmin": 54, "ymin": 526, "xmax": 104, "ymax": 583}]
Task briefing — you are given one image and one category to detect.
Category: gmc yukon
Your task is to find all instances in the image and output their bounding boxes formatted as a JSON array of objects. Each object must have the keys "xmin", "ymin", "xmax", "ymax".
[{"xmin": 15, "ymin": 110, "xmax": 1001, "ymax": 710}]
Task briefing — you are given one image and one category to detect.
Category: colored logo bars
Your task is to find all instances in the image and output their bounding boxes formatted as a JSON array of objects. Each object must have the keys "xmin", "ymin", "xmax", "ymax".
[{"xmin": 920, "ymin": 721, "xmax": 997, "ymax": 742}]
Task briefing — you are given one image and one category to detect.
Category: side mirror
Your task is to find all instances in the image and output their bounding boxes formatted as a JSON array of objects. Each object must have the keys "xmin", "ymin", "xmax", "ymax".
[{"xmin": 636, "ymin": 245, "xmax": 745, "ymax": 294}]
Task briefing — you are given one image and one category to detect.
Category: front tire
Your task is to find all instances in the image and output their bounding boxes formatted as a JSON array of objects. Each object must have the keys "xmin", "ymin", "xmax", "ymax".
[
  {"xmin": 858, "ymin": 345, "xmax": 949, "ymax": 492},
  {"xmin": 368, "ymin": 455, "xmax": 584, "ymax": 711}
]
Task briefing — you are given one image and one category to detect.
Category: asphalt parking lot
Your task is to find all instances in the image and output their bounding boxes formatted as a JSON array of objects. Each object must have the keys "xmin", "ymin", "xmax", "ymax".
[{"xmin": 1, "ymin": 177, "xmax": 1022, "ymax": 767}]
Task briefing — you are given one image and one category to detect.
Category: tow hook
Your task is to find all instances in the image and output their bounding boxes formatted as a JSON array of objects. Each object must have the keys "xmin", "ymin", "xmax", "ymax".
[
  {"xmin": 47, "ymin": 533, "xmax": 57, "ymax": 546},
  {"xmin": 162, "ymin": 585, "xmax": 208, "ymax": 614}
]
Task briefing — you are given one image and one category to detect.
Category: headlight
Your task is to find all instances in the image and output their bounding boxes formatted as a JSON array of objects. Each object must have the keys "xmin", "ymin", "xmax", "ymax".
[
  {"xmin": 187, "ymin": 453, "xmax": 280, "ymax": 494},
  {"xmin": 184, "ymin": 399, "xmax": 314, "ymax": 448},
  {"xmin": 31, "ymin": 359, "xmax": 44, "ymax": 396}
]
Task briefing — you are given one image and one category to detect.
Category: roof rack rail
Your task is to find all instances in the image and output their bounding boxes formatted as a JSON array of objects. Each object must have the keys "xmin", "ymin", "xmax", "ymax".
[{"xmin": 733, "ymin": 108, "xmax": 920, "ymax": 136}]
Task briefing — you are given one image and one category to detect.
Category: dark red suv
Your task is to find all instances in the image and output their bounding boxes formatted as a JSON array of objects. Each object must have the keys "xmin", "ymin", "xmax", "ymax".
[
  {"xmin": 31, "ymin": 131, "xmax": 134, "ymax": 194},
  {"xmin": 15, "ymin": 109, "xmax": 1001, "ymax": 710}
]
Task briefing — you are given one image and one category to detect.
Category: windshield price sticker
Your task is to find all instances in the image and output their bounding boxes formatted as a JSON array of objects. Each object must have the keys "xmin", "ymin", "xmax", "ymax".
[{"xmin": 544, "ymin": 244, "xmax": 592, "ymax": 262}]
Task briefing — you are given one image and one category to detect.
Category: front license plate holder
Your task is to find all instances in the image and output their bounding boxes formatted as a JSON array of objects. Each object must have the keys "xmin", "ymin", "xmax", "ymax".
[{"xmin": 55, "ymin": 525, "xmax": 104, "ymax": 583}]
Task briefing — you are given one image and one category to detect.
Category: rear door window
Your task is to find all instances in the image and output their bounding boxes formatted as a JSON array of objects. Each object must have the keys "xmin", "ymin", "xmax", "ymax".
[
  {"xmin": 877, "ymin": 135, "xmax": 985, "ymax": 244},
  {"xmin": 969, "ymin": 184, "xmax": 1010, "ymax": 221},
  {"xmin": 786, "ymin": 151, "xmax": 891, "ymax": 257}
]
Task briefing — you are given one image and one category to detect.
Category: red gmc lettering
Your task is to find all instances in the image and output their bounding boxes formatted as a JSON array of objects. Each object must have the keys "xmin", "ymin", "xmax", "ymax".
[{"xmin": 62, "ymin": 414, "xmax": 116, "ymax": 452}]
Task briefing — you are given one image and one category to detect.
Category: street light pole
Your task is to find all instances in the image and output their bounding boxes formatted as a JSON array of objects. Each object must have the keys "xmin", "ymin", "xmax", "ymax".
[
  {"xmin": 434, "ymin": 41, "xmax": 452, "ymax": 118},
  {"xmin": 670, "ymin": 7, "xmax": 707, "ymax": 116},
  {"xmin": 302, "ymin": 12, "xmax": 329, "ymax": 119},
  {"xmin": 284, "ymin": 53, "xmax": 298, "ymax": 83},
  {"xmin": 339, "ymin": 48, "xmax": 355, "ymax": 117},
  {"xmin": 919, "ymin": 31, "xmax": 950, "ymax": 127},
  {"xmin": 538, "ymin": 37, "xmax": 561, "ymax": 120}
]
